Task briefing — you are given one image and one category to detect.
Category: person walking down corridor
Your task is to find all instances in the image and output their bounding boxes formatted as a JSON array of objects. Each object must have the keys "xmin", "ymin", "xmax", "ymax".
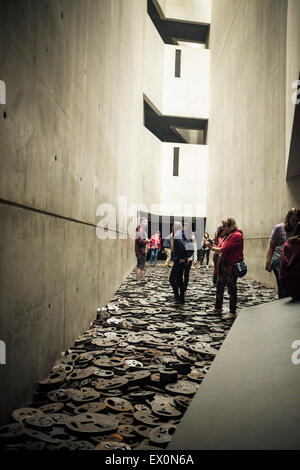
[
  {"xmin": 169, "ymin": 222, "xmax": 187, "ymax": 304},
  {"xmin": 200, "ymin": 232, "xmax": 211, "ymax": 268},
  {"xmin": 135, "ymin": 217, "xmax": 149, "ymax": 285},
  {"xmin": 212, "ymin": 226, "xmax": 224, "ymax": 285},
  {"xmin": 149, "ymin": 231, "xmax": 161, "ymax": 266},
  {"xmin": 208, "ymin": 218, "xmax": 244, "ymax": 320},
  {"xmin": 265, "ymin": 208, "xmax": 300, "ymax": 299},
  {"xmin": 163, "ymin": 233, "xmax": 172, "ymax": 267},
  {"xmin": 279, "ymin": 221, "xmax": 300, "ymax": 300},
  {"xmin": 183, "ymin": 223, "xmax": 196, "ymax": 292}
]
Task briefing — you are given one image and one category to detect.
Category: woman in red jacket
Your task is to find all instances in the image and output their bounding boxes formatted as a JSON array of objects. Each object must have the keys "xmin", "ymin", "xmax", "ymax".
[
  {"xmin": 148, "ymin": 231, "xmax": 161, "ymax": 266},
  {"xmin": 208, "ymin": 217, "xmax": 244, "ymax": 320}
]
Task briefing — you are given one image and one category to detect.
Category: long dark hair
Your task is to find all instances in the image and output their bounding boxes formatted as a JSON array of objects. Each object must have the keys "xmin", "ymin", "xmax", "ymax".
[
  {"xmin": 284, "ymin": 208, "xmax": 299, "ymax": 232},
  {"xmin": 216, "ymin": 226, "xmax": 224, "ymax": 238}
]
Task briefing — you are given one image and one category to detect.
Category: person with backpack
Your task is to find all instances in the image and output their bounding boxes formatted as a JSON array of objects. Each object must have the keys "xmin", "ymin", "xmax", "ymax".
[
  {"xmin": 207, "ymin": 218, "xmax": 244, "ymax": 320},
  {"xmin": 279, "ymin": 221, "xmax": 300, "ymax": 300},
  {"xmin": 169, "ymin": 221, "xmax": 188, "ymax": 304},
  {"xmin": 265, "ymin": 208, "xmax": 300, "ymax": 299}
]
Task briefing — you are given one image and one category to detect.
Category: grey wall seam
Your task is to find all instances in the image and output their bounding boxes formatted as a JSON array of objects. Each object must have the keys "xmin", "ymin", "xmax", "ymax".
[{"xmin": 0, "ymin": 199, "xmax": 130, "ymax": 237}]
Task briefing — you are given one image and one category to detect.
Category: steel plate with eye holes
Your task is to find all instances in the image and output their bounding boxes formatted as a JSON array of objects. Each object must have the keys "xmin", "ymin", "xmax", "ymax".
[
  {"xmin": 134, "ymin": 439, "xmax": 163, "ymax": 450},
  {"xmin": 71, "ymin": 387, "xmax": 100, "ymax": 403},
  {"xmin": 117, "ymin": 424, "xmax": 136, "ymax": 439},
  {"xmin": 23, "ymin": 415, "xmax": 54, "ymax": 430},
  {"xmin": 52, "ymin": 363, "xmax": 73, "ymax": 375},
  {"xmin": 104, "ymin": 397, "xmax": 133, "ymax": 413},
  {"xmin": 93, "ymin": 358, "xmax": 124, "ymax": 369},
  {"xmin": 69, "ymin": 368, "xmax": 94, "ymax": 381},
  {"xmin": 94, "ymin": 441, "xmax": 131, "ymax": 450},
  {"xmin": 73, "ymin": 402, "xmax": 107, "ymax": 414},
  {"xmin": 47, "ymin": 413, "xmax": 71, "ymax": 426},
  {"xmin": 38, "ymin": 371, "xmax": 66, "ymax": 390},
  {"xmin": 187, "ymin": 370, "xmax": 205, "ymax": 383},
  {"xmin": 91, "ymin": 338, "xmax": 120, "ymax": 348},
  {"xmin": 24, "ymin": 427, "xmax": 60, "ymax": 444},
  {"xmin": 112, "ymin": 413, "xmax": 134, "ymax": 425},
  {"xmin": 57, "ymin": 353, "xmax": 79, "ymax": 366},
  {"xmin": 0, "ymin": 423, "xmax": 25, "ymax": 441},
  {"xmin": 174, "ymin": 395, "xmax": 192, "ymax": 412},
  {"xmin": 133, "ymin": 411, "xmax": 164, "ymax": 427},
  {"xmin": 165, "ymin": 380, "xmax": 198, "ymax": 396},
  {"xmin": 91, "ymin": 377, "xmax": 128, "ymax": 391},
  {"xmin": 125, "ymin": 371, "xmax": 151, "ymax": 386},
  {"xmin": 134, "ymin": 424, "xmax": 152, "ymax": 439},
  {"xmin": 45, "ymin": 441, "xmax": 79, "ymax": 451},
  {"xmin": 39, "ymin": 403, "xmax": 65, "ymax": 414},
  {"xmin": 151, "ymin": 400, "xmax": 182, "ymax": 420},
  {"xmin": 187, "ymin": 342, "xmax": 218, "ymax": 356},
  {"xmin": 47, "ymin": 389, "xmax": 75, "ymax": 403},
  {"xmin": 129, "ymin": 390, "xmax": 155, "ymax": 402},
  {"xmin": 12, "ymin": 407, "xmax": 45, "ymax": 423},
  {"xmin": 66, "ymin": 413, "xmax": 119, "ymax": 435},
  {"xmin": 149, "ymin": 424, "xmax": 177, "ymax": 444},
  {"xmin": 173, "ymin": 348, "xmax": 197, "ymax": 363}
]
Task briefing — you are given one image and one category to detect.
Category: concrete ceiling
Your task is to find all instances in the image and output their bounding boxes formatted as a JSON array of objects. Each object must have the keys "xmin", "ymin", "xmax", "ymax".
[
  {"xmin": 148, "ymin": 0, "xmax": 210, "ymax": 46},
  {"xmin": 144, "ymin": 100, "xmax": 208, "ymax": 143}
]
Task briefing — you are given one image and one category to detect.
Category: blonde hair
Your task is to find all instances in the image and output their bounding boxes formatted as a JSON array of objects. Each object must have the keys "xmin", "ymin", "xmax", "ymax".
[{"xmin": 222, "ymin": 217, "xmax": 237, "ymax": 231}]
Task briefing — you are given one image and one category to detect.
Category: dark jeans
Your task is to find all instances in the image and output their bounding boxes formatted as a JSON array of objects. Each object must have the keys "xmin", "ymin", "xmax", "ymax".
[
  {"xmin": 213, "ymin": 253, "xmax": 219, "ymax": 285},
  {"xmin": 200, "ymin": 249, "xmax": 210, "ymax": 266},
  {"xmin": 215, "ymin": 262, "xmax": 237, "ymax": 313},
  {"xmin": 272, "ymin": 267, "xmax": 288, "ymax": 300},
  {"xmin": 169, "ymin": 260, "xmax": 186, "ymax": 302},
  {"xmin": 184, "ymin": 260, "xmax": 192, "ymax": 292}
]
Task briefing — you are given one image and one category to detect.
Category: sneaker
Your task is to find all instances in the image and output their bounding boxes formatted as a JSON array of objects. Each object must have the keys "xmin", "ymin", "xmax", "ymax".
[
  {"xmin": 207, "ymin": 308, "xmax": 223, "ymax": 315},
  {"xmin": 221, "ymin": 312, "xmax": 235, "ymax": 320}
]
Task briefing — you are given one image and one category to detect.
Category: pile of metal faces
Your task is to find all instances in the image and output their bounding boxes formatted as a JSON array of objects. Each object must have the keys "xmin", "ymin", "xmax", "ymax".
[{"xmin": 0, "ymin": 266, "xmax": 277, "ymax": 450}]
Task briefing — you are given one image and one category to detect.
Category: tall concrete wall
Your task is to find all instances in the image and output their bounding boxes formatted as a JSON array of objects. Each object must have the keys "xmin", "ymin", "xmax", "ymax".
[
  {"xmin": 286, "ymin": 0, "xmax": 300, "ymax": 175},
  {"xmin": 206, "ymin": 0, "xmax": 300, "ymax": 287},
  {"xmin": 160, "ymin": 143, "xmax": 208, "ymax": 218},
  {"xmin": 0, "ymin": 0, "xmax": 163, "ymax": 425},
  {"xmin": 163, "ymin": 46, "xmax": 210, "ymax": 118},
  {"xmin": 158, "ymin": 0, "xmax": 211, "ymax": 24}
]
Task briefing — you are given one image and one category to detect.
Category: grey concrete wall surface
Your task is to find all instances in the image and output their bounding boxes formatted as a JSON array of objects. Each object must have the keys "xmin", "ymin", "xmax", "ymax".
[
  {"xmin": 0, "ymin": 0, "xmax": 163, "ymax": 425},
  {"xmin": 206, "ymin": 0, "xmax": 300, "ymax": 287},
  {"xmin": 286, "ymin": 0, "xmax": 300, "ymax": 178}
]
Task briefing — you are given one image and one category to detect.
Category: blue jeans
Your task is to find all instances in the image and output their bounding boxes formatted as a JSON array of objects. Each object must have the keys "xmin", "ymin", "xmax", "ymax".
[{"xmin": 150, "ymin": 248, "xmax": 158, "ymax": 265}]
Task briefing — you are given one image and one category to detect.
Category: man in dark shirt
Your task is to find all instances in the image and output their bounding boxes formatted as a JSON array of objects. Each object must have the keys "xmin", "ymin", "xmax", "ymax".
[
  {"xmin": 163, "ymin": 233, "xmax": 172, "ymax": 267},
  {"xmin": 135, "ymin": 217, "xmax": 149, "ymax": 284}
]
